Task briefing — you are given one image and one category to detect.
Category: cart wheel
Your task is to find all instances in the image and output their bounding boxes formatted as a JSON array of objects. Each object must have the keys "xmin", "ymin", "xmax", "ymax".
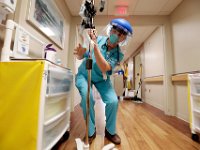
[
  {"xmin": 192, "ymin": 133, "xmax": 199, "ymax": 142},
  {"xmin": 62, "ymin": 131, "xmax": 70, "ymax": 140}
]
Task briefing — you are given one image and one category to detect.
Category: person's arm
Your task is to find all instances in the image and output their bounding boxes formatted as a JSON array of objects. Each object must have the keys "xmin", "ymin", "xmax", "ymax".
[
  {"xmin": 93, "ymin": 44, "xmax": 111, "ymax": 72},
  {"xmin": 89, "ymin": 30, "xmax": 111, "ymax": 73}
]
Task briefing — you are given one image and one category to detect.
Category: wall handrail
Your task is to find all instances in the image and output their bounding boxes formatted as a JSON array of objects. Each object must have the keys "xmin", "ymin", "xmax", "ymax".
[
  {"xmin": 144, "ymin": 75, "xmax": 163, "ymax": 83},
  {"xmin": 172, "ymin": 71, "xmax": 200, "ymax": 82}
]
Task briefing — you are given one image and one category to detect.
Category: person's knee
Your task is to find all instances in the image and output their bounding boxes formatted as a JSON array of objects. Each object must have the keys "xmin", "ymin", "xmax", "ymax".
[
  {"xmin": 75, "ymin": 75, "xmax": 87, "ymax": 89},
  {"xmin": 109, "ymin": 97, "xmax": 118, "ymax": 106},
  {"xmin": 80, "ymin": 91, "xmax": 95, "ymax": 107},
  {"xmin": 77, "ymin": 85, "xmax": 87, "ymax": 97},
  {"xmin": 79, "ymin": 90, "xmax": 87, "ymax": 106}
]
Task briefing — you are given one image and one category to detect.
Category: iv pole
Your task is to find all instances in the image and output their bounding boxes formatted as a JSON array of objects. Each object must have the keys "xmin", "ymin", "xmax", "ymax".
[
  {"xmin": 76, "ymin": 0, "xmax": 115, "ymax": 149},
  {"xmin": 76, "ymin": 0, "xmax": 96, "ymax": 149},
  {"xmin": 85, "ymin": 3, "xmax": 94, "ymax": 146}
]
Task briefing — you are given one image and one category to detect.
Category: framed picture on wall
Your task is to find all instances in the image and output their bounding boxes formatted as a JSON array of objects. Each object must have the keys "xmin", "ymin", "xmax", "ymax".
[{"xmin": 27, "ymin": 0, "xmax": 65, "ymax": 49}]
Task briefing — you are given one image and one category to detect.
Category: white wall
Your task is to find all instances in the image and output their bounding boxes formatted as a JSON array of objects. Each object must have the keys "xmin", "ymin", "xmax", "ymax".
[
  {"xmin": 170, "ymin": 0, "xmax": 200, "ymax": 121},
  {"xmin": 141, "ymin": 27, "xmax": 165, "ymax": 110},
  {"xmin": 144, "ymin": 84, "xmax": 164, "ymax": 110},
  {"xmin": 143, "ymin": 27, "xmax": 164, "ymax": 77},
  {"xmin": 171, "ymin": 0, "xmax": 200, "ymax": 74},
  {"xmin": 174, "ymin": 82, "xmax": 189, "ymax": 121}
]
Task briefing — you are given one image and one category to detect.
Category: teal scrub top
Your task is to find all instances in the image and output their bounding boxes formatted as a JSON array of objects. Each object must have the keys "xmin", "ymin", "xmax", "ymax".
[{"xmin": 77, "ymin": 36, "xmax": 124, "ymax": 83}]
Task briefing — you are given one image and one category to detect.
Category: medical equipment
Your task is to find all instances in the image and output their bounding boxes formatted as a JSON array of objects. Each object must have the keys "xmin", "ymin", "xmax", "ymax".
[
  {"xmin": 0, "ymin": 0, "xmax": 17, "ymax": 22},
  {"xmin": 132, "ymin": 64, "xmax": 143, "ymax": 103},
  {"xmin": 0, "ymin": 19, "xmax": 72, "ymax": 150},
  {"xmin": 1, "ymin": 20, "xmax": 46, "ymax": 61},
  {"xmin": 99, "ymin": 0, "xmax": 105, "ymax": 12},
  {"xmin": 76, "ymin": 1, "xmax": 96, "ymax": 149},
  {"xmin": 188, "ymin": 74, "xmax": 200, "ymax": 142}
]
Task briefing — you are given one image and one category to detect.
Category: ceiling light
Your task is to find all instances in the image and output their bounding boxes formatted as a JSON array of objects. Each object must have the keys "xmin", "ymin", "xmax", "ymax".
[{"xmin": 115, "ymin": 6, "xmax": 128, "ymax": 16}]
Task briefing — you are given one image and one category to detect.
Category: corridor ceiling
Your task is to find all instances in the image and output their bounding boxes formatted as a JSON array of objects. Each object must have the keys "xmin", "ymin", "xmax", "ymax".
[{"xmin": 65, "ymin": 0, "xmax": 183, "ymax": 60}]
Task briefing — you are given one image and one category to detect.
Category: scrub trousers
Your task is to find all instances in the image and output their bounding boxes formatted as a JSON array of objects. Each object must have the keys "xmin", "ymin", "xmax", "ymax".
[{"xmin": 75, "ymin": 74, "xmax": 119, "ymax": 136}]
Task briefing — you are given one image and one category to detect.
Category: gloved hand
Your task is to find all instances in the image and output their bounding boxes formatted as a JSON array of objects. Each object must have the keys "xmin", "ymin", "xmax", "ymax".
[
  {"xmin": 79, "ymin": 28, "xmax": 97, "ymax": 50},
  {"xmin": 74, "ymin": 43, "xmax": 87, "ymax": 60},
  {"xmin": 88, "ymin": 29, "xmax": 97, "ymax": 43}
]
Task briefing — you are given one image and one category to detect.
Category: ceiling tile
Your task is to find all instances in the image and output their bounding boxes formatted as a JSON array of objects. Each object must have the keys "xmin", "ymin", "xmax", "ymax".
[
  {"xmin": 159, "ymin": 0, "xmax": 183, "ymax": 14},
  {"xmin": 65, "ymin": 0, "xmax": 82, "ymax": 16},
  {"xmin": 107, "ymin": 0, "xmax": 137, "ymax": 16},
  {"xmin": 65, "ymin": 0, "xmax": 183, "ymax": 16},
  {"xmin": 134, "ymin": 0, "xmax": 167, "ymax": 15},
  {"xmin": 158, "ymin": 11, "xmax": 170, "ymax": 15},
  {"xmin": 64, "ymin": 0, "xmax": 183, "ymax": 60}
]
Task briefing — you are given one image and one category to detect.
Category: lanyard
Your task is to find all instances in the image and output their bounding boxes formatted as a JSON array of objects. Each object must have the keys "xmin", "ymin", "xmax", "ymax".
[{"xmin": 101, "ymin": 42, "xmax": 120, "ymax": 63}]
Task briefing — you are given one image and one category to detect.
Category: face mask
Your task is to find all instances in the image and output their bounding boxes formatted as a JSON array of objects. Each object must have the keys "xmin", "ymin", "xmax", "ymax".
[{"xmin": 109, "ymin": 34, "xmax": 119, "ymax": 44}]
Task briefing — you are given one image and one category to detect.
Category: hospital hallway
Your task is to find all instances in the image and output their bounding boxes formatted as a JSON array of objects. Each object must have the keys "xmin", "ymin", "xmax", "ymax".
[{"xmin": 57, "ymin": 99, "xmax": 200, "ymax": 150}]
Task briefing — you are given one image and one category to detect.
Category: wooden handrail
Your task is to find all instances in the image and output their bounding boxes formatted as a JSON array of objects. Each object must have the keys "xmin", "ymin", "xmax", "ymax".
[
  {"xmin": 171, "ymin": 71, "xmax": 200, "ymax": 82},
  {"xmin": 171, "ymin": 73, "xmax": 188, "ymax": 82},
  {"xmin": 144, "ymin": 76, "xmax": 163, "ymax": 83},
  {"xmin": 143, "ymin": 72, "xmax": 199, "ymax": 83}
]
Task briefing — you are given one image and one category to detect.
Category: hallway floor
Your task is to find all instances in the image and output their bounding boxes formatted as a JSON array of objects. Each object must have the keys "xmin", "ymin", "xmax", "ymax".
[{"xmin": 58, "ymin": 99, "xmax": 200, "ymax": 150}]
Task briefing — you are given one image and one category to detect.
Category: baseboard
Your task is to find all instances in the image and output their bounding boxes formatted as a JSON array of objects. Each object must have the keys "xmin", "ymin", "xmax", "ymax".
[
  {"xmin": 144, "ymin": 99, "xmax": 164, "ymax": 111},
  {"xmin": 176, "ymin": 112, "xmax": 189, "ymax": 123}
]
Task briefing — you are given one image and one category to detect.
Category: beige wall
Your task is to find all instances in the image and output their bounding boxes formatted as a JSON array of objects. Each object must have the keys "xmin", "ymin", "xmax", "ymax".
[
  {"xmin": 144, "ymin": 84, "xmax": 164, "ymax": 110},
  {"xmin": 171, "ymin": 0, "xmax": 200, "ymax": 74},
  {"xmin": 141, "ymin": 27, "xmax": 165, "ymax": 110},
  {"xmin": 13, "ymin": 0, "xmax": 72, "ymax": 67},
  {"xmin": 174, "ymin": 82, "xmax": 189, "ymax": 121},
  {"xmin": 143, "ymin": 27, "xmax": 164, "ymax": 77},
  {"xmin": 169, "ymin": 0, "xmax": 200, "ymax": 121}
]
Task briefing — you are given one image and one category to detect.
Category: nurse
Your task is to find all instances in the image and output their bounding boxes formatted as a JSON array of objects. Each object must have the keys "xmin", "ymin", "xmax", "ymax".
[{"xmin": 74, "ymin": 18, "xmax": 133, "ymax": 145}]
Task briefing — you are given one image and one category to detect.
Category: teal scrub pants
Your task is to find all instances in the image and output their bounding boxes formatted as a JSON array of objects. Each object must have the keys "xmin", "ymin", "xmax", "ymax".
[{"xmin": 75, "ymin": 74, "xmax": 118, "ymax": 136}]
